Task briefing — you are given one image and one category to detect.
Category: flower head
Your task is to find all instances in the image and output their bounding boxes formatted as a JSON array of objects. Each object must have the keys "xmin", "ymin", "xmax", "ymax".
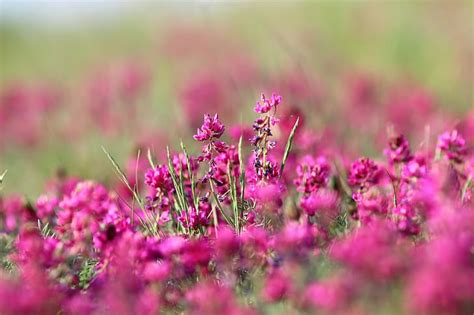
[
  {"xmin": 437, "ymin": 130, "xmax": 467, "ymax": 163},
  {"xmin": 348, "ymin": 157, "xmax": 381, "ymax": 190},
  {"xmin": 294, "ymin": 156, "xmax": 331, "ymax": 193},
  {"xmin": 193, "ymin": 114, "xmax": 225, "ymax": 142},
  {"xmin": 384, "ymin": 134, "xmax": 412, "ymax": 164},
  {"xmin": 144, "ymin": 165, "xmax": 173, "ymax": 193},
  {"xmin": 402, "ymin": 154, "xmax": 428, "ymax": 182},
  {"xmin": 255, "ymin": 93, "xmax": 282, "ymax": 114}
]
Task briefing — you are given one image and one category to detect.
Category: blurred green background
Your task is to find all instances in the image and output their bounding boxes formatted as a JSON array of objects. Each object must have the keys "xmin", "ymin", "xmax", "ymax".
[{"xmin": 0, "ymin": 1, "xmax": 473, "ymax": 197}]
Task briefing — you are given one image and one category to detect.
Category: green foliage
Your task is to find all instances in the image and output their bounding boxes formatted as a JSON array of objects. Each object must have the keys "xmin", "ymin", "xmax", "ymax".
[
  {"xmin": 0, "ymin": 234, "xmax": 15, "ymax": 272},
  {"xmin": 102, "ymin": 146, "xmax": 157, "ymax": 235},
  {"xmin": 78, "ymin": 258, "xmax": 99, "ymax": 290},
  {"xmin": 166, "ymin": 146, "xmax": 188, "ymax": 233},
  {"xmin": 461, "ymin": 175, "xmax": 472, "ymax": 203},
  {"xmin": 38, "ymin": 220, "xmax": 56, "ymax": 238}
]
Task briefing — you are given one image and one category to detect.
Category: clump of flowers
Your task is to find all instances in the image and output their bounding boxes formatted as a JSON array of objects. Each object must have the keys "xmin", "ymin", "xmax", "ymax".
[
  {"xmin": 194, "ymin": 114, "xmax": 228, "ymax": 180},
  {"xmin": 295, "ymin": 156, "xmax": 331, "ymax": 194},
  {"xmin": 55, "ymin": 181, "xmax": 128, "ymax": 256},
  {"xmin": 1, "ymin": 90, "xmax": 474, "ymax": 315},
  {"xmin": 193, "ymin": 113, "xmax": 226, "ymax": 142},
  {"xmin": 437, "ymin": 129, "xmax": 467, "ymax": 163},
  {"xmin": 348, "ymin": 157, "xmax": 381, "ymax": 191},
  {"xmin": 144, "ymin": 164, "xmax": 174, "ymax": 219},
  {"xmin": 254, "ymin": 92, "xmax": 282, "ymax": 114},
  {"xmin": 384, "ymin": 134, "xmax": 412, "ymax": 164},
  {"xmin": 294, "ymin": 155, "xmax": 331, "ymax": 216}
]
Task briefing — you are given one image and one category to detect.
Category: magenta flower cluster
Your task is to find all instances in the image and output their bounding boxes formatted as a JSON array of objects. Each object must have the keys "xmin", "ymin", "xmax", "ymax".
[
  {"xmin": 193, "ymin": 113, "xmax": 225, "ymax": 142},
  {"xmin": 437, "ymin": 129, "xmax": 467, "ymax": 163},
  {"xmin": 254, "ymin": 93, "xmax": 282, "ymax": 114},
  {"xmin": 0, "ymin": 92, "xmax": 473, "ymax": 315}
]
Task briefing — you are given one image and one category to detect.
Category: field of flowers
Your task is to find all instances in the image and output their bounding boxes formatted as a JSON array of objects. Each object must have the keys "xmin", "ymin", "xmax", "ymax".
[{"xmin": 0, "ymin": 2, "xmax": 473, "ymax": 315}]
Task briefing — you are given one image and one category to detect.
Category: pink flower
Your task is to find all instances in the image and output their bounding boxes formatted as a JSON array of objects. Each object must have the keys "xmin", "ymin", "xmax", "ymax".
[
  {"xmin": 384, "ymin": 134, "xmax": 412, "ymax": 164},
  {"xmin": 302, "ymin": 274, "xmax": 356, "ymax": 313},
  {"xmin": 193, "ymin": 114, "xmax": 225, "ymax": 142},
  {"xmin": 214, "ymin": 226, "xmax": 240, "ymax": 259},
  {"xmin": 143, "ymin": 261, "xmax": 171, "ymax": 282},
  {"xmin": 262, "ymin": 270, "xmax": 291, "ymax": 302},
  {"xmin": 300, "ymin": 189, "xmax": 339, "ymax": 217},
  {"xmin": 294, "ymin": 155, "xmax": 331, "ymax": 193},
  {"xmin": 331, "ymin": 221, "xmax": 410, "ymax": 281},
  {"xmin": 437, "ymin": 130, "xmax": 467, "ymax": 163},
  {"xmin": 35, "ymin": 195, "xmax": 59, "ymax": 220},
  {"xmin": 348, "ymin": 157, "xmax": 381, "ymax": 190},
  {"xmin": 254, "ymin": 93, "xmax": 282, "ymax": 114},
  {"xmin": 402, "ymin": 154, "xmax": 429, "ymax": 181},
  {"xmin": 144, "ymin": 165, "xmax": 173, "ymax": 192},
  {"xmin": 186, "ymin": 281, "xmax": 256, "ymax": 315},
  {"xmin": 391, "ymin": 203, "xmax": 421, "ymax": 235}
]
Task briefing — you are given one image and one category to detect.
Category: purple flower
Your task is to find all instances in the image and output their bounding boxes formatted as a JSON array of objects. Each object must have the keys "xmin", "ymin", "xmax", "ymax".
[
  {"xmin": 251, "ymin": 93, "xmax": 283, "ymax": 182},
  {"xmin": 348, "ymin": 157, "xmax": 381, "ymax": 190},
  {"xmin": 391, "ymin": 203, "xmax": 421, "ymax": 235},
  {"xmin": 55, "ymin": 181, "xmax": 127, "ymax": 256},
  {"xmin": 262, "ymin": 270, "xmax": 291, "ymax": 302},
  {"xmin": 294, "ymin": 156, "xmax": 331, "ymax": 193},
  {"xmin": 384, "ymin": 134, "xmax": 412, "ymax": 164},
  {"xmin": 35, "ymin": 195, "xmax": 59, "ymax": 220},
  {"xmin": 178, "ymin": 207, "xmax": 209, "ymax": 229},
  {"xmin": 144, "ymin": 165, "xmax": 173, "ymax": 193},
  {"xmin": 193, "ymin": 113, "xmax": 225, "ymax": 142},
  {"xmin": 254, "ymin": 93, "xmax": 282, "ymax": 114},
  {"xmin": 402, "ymin": 154, "xmax": 428, "ymax": 182},
  {"xmin": 437, "ymin": 130, "xmax": 467, "ymax": 163}
]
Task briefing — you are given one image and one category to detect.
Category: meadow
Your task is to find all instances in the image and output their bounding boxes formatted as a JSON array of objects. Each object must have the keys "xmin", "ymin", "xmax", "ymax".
[{"xmin": 0, "ymin": 2, "xmax": 473, "ymax": 314}]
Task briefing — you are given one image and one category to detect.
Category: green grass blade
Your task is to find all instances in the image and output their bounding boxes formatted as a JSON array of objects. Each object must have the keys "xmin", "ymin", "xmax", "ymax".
[
  {"xmin": 279, "ymin": 117, "xmax": 299, "ymax": 177},
  {"xmin": 166, "ymin": 146, "xmax": 187, "ymax": 211},
  {"xmin": 209, "ymin": 179, "xmax": 233, "ymax": 228},
  {"xmin": 180, "ymin": 141, "xmax": 198, "ymax": 210},
  {"xmin": 461, "ymin": 175, "xmax": 472, "ymax": 203},
  {"xmin": 227, "ymin": 161, "xmax": 240, "ymax": 233},
  {"xmin": 147, "ymin": 148, "xmax": 156, "ymax": 169},
  {"xmin": 238, "ymin": 136, "xmax": 246, "ymax": 211},
  {"xmin": 166, "ymin": 146, "xmax": 189, "ymax": 234},
  {"xmin": 102, "ymin": 146, "xmax": 157, "ymax": 235},
  {"xmin": 0, "ymin": 170, "xmax": 7, "ymax": 184},
  {"xmin": 0, "ymin": 170, "xmax": 7, "ymax": 191}
]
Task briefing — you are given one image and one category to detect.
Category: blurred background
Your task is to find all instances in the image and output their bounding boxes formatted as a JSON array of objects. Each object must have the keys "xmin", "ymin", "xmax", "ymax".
[{"xmin": 0, "ymin": 0, "xmax": 473, "ymax": 197}]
